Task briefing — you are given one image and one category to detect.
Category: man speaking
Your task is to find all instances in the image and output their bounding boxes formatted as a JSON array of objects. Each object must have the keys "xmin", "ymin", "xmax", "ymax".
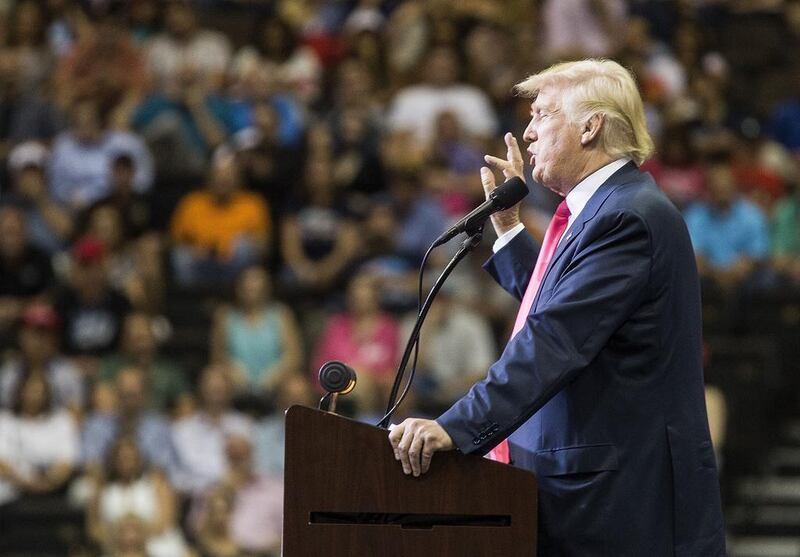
[{"xmin": 389, "ymin": 59, "xmax": 726, "ymax": 556}]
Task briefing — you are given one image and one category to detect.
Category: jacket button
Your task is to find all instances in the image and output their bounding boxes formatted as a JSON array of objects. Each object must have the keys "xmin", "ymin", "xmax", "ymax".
[{"xmin": 473, "ymin": 438, "xmax": 481, "ymax": 445}]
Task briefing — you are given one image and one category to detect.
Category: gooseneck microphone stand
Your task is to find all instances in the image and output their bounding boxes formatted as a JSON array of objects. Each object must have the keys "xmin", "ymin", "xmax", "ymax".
[{"xmin": 377, "ymin": 228, "xmax": 484, "ymax": 429}]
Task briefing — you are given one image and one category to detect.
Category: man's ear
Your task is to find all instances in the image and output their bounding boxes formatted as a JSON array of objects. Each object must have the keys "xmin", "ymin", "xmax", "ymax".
[{"xmin": 580, "ymin": 113, "xmax": 604, "ymax": 146}]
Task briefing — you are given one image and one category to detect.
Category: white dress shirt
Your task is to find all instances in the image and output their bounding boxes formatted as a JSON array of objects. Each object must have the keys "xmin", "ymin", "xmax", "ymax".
[{"xmin": 493, "ymin": 158, "xmax": 632, "ymax": 252}]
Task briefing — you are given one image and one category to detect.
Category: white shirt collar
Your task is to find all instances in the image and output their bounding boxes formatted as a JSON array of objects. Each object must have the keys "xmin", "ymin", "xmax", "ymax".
[{"xmin": 565, "ymin": 158, "xmax": 631, "ymax": 226}]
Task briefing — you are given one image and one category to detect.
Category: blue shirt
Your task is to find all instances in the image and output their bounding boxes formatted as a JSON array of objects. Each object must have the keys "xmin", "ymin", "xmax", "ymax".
[
  {"xmin": 82, "ymin": 411, "xmax": 178, "ymax": 482},
  {"xmin": 48, "ymin": 131, "xmax": 153, "ymax": 209},
  {"xmin": 683, "ymin": 198, "xmax": 770, "ymax": 269}
]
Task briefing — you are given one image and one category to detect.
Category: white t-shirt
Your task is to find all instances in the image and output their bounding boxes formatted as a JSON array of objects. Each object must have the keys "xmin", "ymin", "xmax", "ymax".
[
  {"xmin": 387, "ymin": 84, "xmax": 498, "ymax": 144},
  {"xmin": 171, "ymin": 411, "xmax": 253, "ymax": 495},
  {"xmin": 0, "ymin": 410, "xmax": 79, "ymax": 504}
]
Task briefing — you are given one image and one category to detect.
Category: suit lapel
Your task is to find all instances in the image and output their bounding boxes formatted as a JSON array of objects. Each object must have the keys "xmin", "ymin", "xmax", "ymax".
[{"xmin": 532, "ymin": 162, "xmax": 641, "ymax": 309}]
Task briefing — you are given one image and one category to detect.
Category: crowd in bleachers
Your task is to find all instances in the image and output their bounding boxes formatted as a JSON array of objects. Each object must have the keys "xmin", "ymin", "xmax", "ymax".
[{"xmin": 1, "ymin": 0, "xmax": 800, "ymax": 555}]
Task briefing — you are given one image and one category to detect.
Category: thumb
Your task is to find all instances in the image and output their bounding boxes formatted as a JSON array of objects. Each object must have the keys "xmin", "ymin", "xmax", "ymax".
[{"xmin": 480, "ymin": 166, "xmax": 496, "ymax": 199}]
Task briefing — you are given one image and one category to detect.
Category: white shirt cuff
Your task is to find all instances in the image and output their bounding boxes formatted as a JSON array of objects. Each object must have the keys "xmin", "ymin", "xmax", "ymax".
[{"xmin": 492, "ymin": 223, "xmax": 525, "ymax": 253}]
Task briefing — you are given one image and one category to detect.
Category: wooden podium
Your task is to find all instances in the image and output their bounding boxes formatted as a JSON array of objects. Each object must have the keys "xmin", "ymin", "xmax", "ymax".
[{"xmin": 282, "ymin": 405, "xmax": 538, "ymax": 556}]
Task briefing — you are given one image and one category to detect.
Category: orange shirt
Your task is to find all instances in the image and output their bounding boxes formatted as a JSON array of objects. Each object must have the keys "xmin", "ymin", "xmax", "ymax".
[{"xmin": 170, "ymin": 190, "xmax": 270, "ymax": 259}]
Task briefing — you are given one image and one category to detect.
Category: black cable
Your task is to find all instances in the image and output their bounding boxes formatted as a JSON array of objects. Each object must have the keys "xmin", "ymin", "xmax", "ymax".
[
  {"xmin": 382, "ymin": 242, "xmax": 435, "ymax": 421},
  {"xmin": 377, "ymin": 231, "xmax": 483, "ymax": 428}
]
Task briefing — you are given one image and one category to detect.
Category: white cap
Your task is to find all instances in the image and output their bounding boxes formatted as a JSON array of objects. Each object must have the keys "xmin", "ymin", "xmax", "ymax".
[{"xmin": 8, "ymin": 141, "xmax": 49, "ymax": 173}]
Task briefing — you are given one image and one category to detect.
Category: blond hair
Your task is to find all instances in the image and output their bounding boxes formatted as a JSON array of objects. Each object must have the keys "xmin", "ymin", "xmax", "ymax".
[{"xmin": 515, "ymin": 59, "xmax": 654, "ymax": 165}]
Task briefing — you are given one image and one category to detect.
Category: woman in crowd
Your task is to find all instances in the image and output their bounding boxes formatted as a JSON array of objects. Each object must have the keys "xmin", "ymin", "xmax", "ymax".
[
  {"xmin": 0, "ymin": 374, "xmax": 79, "ymax": 507},
  {"xmin": 210, "ymin": 265, "xmax": 303, "ymax": 396},
  {"xmin": 87, "ymin": 436, "xmax": 191, "ymax": 557},
  {"xmin": 313, "ymin": 273, "xmax": 400, "ymax": 416}
]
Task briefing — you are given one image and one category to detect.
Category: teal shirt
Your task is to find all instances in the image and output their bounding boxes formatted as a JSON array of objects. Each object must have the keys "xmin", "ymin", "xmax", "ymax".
[{"xmin": 226, "ymin": 306, "xmax": 284, "ymax": 387}]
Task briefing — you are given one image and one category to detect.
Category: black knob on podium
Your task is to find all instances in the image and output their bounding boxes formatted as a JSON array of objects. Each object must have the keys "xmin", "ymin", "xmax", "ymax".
[{"xmin": 318, "ymin": 361, "xmax": 357, "ymax": 394}]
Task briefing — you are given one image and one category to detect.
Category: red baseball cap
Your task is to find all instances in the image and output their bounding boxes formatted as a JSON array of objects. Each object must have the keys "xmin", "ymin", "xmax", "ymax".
[
  {"xmin": 72, "ymin": 235, "xmax": 106, "ymax": 264},
  {"xmin": 21, "ymin": 303, "xmax": 61, "ymax": 330}
]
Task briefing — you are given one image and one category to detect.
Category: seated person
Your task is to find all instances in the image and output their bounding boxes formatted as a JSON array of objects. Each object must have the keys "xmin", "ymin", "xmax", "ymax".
[
  {"xmin": 0, "ymin": 302, "xmax": 84, "ymax": 412},
  {"xmin": 87, "ymin": 436, "xmax": 191, "ymax": 557},
  {"xmin": 0, "ymin": 374, "xmax": 79, "ymax": 506},
  {"xmin": 100, "ymin": 313, "xmax": 190, "ymax": 414},
  {"xmin": 172, "ymin": 364, "xmax": 253, "ymax": 495},
  {"xmin": 211, "ymin": 266, "xmax": 302, "ymax": 396},
  {"xmin": 170, "ymin": 151, "xmax": 271, "ymax": 287},
  {"xmin": 0, "ymin": 205, "xmax": 55, "ymax": 349},
  {"xmin": 55, "ymin": 235, "xmax": 132, "ymax": 371},
  {"xmin": 684, "ymin": 162, "xmax": 770, "ymax": 289},
  {"xmin": 82, "ymin": 367, "xmax": 177, "ymax": 482}
]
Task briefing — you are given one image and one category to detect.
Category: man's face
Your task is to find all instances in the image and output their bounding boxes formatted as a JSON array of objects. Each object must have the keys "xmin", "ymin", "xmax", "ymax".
[{"xmin": 522, "ymin": 87, "xmax": 583, "ymax": 195}]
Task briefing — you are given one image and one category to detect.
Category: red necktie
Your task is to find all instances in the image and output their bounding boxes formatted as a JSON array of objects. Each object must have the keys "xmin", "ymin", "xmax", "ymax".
[{"xmin": 487, "ymin": 200, "xmax": 571, "ymax": 464}]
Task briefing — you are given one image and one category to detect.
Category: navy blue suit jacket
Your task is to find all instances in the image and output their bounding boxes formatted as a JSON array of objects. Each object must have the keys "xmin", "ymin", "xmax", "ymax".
[{"xmin": 437, "ymin": 163, "xmax": 726, "ymax": 556}]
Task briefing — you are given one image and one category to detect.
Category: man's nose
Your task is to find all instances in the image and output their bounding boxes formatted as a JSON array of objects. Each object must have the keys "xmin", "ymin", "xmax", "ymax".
[{"xmin": 523, "ymin": 122, "xmax": 536, "ymax": 143}]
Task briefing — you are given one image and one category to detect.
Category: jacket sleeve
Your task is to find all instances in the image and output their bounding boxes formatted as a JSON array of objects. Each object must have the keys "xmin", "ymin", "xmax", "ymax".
[
  {"xmin": 438, "ymin": 210, "xmax": 653, "ymax": 454},
  {"xmin": 483, "ymin": 229, "xmax": 540, "ymax": 302}
]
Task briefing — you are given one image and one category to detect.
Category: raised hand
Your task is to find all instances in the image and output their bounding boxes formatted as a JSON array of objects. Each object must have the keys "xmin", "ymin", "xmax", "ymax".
[{"xmin": 481, "ymin": 132, "xmax": 525, "ymax": 236}]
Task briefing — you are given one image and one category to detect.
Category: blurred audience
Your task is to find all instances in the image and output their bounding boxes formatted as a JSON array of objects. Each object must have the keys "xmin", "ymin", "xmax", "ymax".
[
  {"xmin": 253, "ymin": 374, "xmax": 317, "ymax": 476},
  {"xmin": 408, "ymin": 286, "xmax": 495, "ymax": 413},
  {"xmin": 0, "ymin": 0, "xmax": 798, "ymax": 552}
]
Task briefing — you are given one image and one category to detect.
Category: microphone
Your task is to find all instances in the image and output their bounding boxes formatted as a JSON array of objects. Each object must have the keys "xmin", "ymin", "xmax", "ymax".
[
  {"xmin": 433, "ymin": 176, "xmax": 528, "ymax": 247},
  {"xmin": 318, "ymin": 361, "xmax": 357, "ymax": 395}
]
